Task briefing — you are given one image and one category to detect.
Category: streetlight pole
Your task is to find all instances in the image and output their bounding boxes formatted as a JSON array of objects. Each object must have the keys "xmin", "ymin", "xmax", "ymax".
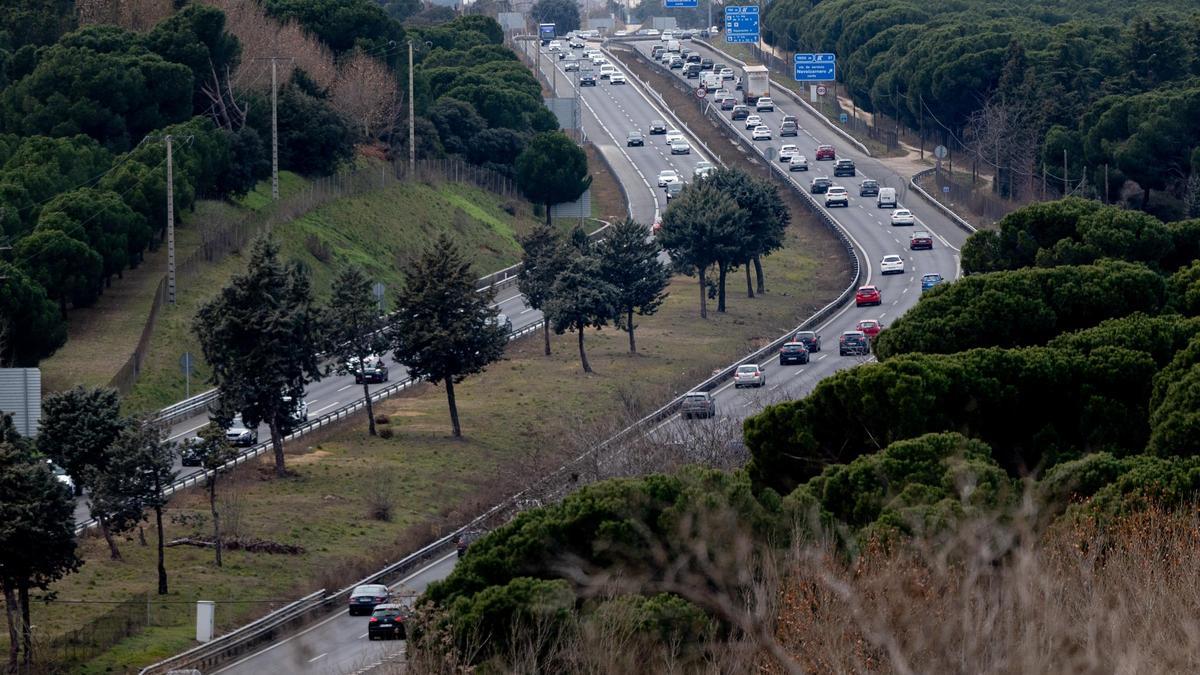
[{"xmin": 408, "ymin": 40, "xmax": 416, "ymax": 173}]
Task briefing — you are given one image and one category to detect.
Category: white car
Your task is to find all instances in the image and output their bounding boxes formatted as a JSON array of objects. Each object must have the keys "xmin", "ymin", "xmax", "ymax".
[
  {"xmin": 614, "ymin": 29, "xmax": 628, "ymax": 37},
  {"xmin": 744, "ymin": 114, "xmax": 762, "ymax": 129},
  {"xmin": 788, "ymin": 154, "xmax": 809, "ymax": 171},
  {"xmin": 664, "ymin": 130, "xmax": 685, "ymax": 144},
  {"xmin": 779, "ymin": 144, "xmax": 799, "ymax": 162},
  {"xmin": 547, "ymin": 41, "xmax": 562, "ymax": 52},
  {"xmin": 591, "ymin": 54, "xmax": 608, "ymax": 66},
  {"xmin": 660, "ymin": 31, "xmax": 673, "ymax": 41},
  {"xmin": 645, "ymin": 28, "xmax": 661, "ymax": 36},
  {"xmin": 720, "ymin": 68, "xmax": 734, "ymax": 80},
  {"xmin": 756, "ymin": 97, "xmax": 775, "ymax": 112},
  {"xmin": 891, "ymin": 209, "xmax": 916, "ymax": 226},
  {"xmin": 751, "ymin": 125, "xmax": 772, "ymax": 141},
  {"xmin": 693, "ymin": 161, "xmax": 716, "ymax": 179},
  {"xmin": 713, "ymin": 88, "xmax": 730, "ymax": 99},
  {"xmin": 658, "ymin": 169, "xmax": 680, "ymax": 187},
  {"xmin": 825, "ymin": 186, "xmax": 849, "ymax": 207},
  {"xmin": 670, "ymin": 139, "xmax": 691, "ymax": 154},
  {"xmin": 880, "ymin": 254, "xmax": 905, "ymax": 275},
  {"xmin": 47, "ymin": 460, "xmax": 74, "ymax": 493},
  {"xmin": 599, "ymin": 64, "xmax": 617, "ymax": 79},
  {"xmin": 609, "ymin": 72, "xmax": 626, "ymax": 84},
  {"xmin": 225, "ymin": 416, "xmax": 258, "ymax": 447}
]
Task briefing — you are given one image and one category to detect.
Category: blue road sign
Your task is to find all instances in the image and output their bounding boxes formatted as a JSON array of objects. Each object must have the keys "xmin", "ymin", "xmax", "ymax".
[
  {"xmin": 666, "ymin": 0, "xmax": 698, "ymax": 7},
  {"xmin": 724, "ymin": 5, "xmax": 759, "ymax": 44},
  {"xmin": 793, "ymin": 53, "xmax": 836, "ymax": 81}
]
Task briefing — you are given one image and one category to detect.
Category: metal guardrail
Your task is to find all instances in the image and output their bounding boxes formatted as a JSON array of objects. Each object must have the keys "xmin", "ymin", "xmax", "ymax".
[
  {"xmin": 141, "ymin": 46, "xmax": 869, "ymax": 675},
  {"xmin": 909, "ymin": 167, "xmax": 978, "ymax": 235},
  {"xmin": 694, "ymin": 40, "xmax": 872, "ymax": 159}
]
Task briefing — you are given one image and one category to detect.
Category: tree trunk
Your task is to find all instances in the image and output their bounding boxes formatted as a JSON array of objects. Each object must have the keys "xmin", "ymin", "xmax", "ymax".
[
  {"xmin": 155, "ymin": 503, "xmax": 168, "ymax": 595},
  {"xmin": 543, "ymin": 320, "xmax": 552, "ymax": 356},
  {"xmin": 577, "ymin": 325, "xmax": 592, "ymax": 373},
  {"xmin": 18, "ymin": 582, "xmax": 30, "ymax": 667},
  {"xmin": 717, "ymin": 262, "xmax": 728, "ymax": 313},
  {"xmin": 544, "ymin": 201, "xmax": 552, "ymax": 226},
  {"xmin": 268, "ymin": 418, "xmax": 286, "ymax": 477},
  {"xmin": 3, "ymin": 580, "xmax": 19, "ymax": 673},
  {"xmin": 1142, "ymin": 188, "xmax": 1151, "ymax": 208},
  {"xmin": 362, "ymin": 380, "xmax": 377, "ymax": 436},
  {"xmin": 626, "ymin": 307, "xmax": 636, "ymax": 354},
  {"xmin": 99, "ymin": 516, "xmax": 122, "ymax": 561},
  {"xmin": 744, "ymin": 261, "xmax": 755, "ymax": 298},
  {"xmin": 697, "ymin": 265, "xmax": 707, "ymax": 319},
  {"xmin": 753, "ymin": 254, "xmax": 765, "ymax": 294},
  {"xmin": 445, "ymin": 378, "xmax": 462, "ymax": 437},
  {"xmin": 210, "ymin": 479, "xmax": 223, "ymax": 567}
]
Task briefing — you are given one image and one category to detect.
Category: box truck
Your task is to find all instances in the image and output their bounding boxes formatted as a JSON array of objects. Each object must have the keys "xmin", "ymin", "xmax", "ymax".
[{"xmin": 742, "ymin": 65, "xmax": 770, "ymax": 105}]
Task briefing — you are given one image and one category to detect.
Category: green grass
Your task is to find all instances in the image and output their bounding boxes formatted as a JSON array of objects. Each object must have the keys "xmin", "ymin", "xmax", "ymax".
[
  {"xmin": 16, "ymin": 206, "xmax": 843, "ymax": 673},
  {"xmin": 121, "ymin": 177, "xmax": 545, "ymax": 413}
]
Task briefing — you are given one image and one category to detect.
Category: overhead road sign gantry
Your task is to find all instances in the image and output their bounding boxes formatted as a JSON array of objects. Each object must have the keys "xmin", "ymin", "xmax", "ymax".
[
  {"xmin": 794, "ymin": 53, "xmax": 836, "ymax": 81},
  {"xmin": 724, "ymin": 5, "xmax": 759, "ymax": 44}
]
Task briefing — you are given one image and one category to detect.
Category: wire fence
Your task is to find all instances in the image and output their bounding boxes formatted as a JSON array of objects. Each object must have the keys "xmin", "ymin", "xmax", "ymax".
[{"xmin": 107, "ymin": 159, "xmax": 522, "ymax": 395}]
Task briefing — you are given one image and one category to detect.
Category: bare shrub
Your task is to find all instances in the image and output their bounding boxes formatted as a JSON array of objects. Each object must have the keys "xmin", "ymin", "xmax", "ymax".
[
  {"xmin": 77, "ymin": 0, "xmax": 173, "ymax": 31},
  {"xmin": 378, "ymin": 427, "xmax": 394, "ymax": 439},
  {"xmin": 365, "ymin": 470, "xmax": 397, "ymax": 521},
  {"xmin": 374, "ymin": 414, "xmax": 390, "ymax": 425},
  {"xmin": 304, "ymin": 233, "xmax": 332, "ymax": 263}
]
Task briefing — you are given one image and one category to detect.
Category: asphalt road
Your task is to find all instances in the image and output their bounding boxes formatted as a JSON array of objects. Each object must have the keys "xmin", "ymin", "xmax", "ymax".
[
  {"xmin": 71, "ymin": 287, "xmax": 538, "ymax": 525},
  {"xmin": 174, "ymin": 37, "xmax": 977, "ymax": 675}
]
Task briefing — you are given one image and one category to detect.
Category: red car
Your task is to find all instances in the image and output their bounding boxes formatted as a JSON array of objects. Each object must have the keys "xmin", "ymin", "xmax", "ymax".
[
  {"xmin": 815, "ymin": 144, "xmax": 836, "ymax": 161},
  {"xmin": 910, "ymin": 231, "xmax": 933, "ymax": 250},
  {"xmin": 856, "ymin": 319, "xmax": 883, "ymax": 338},
  {"xmin": 855, "ymin": 285, "xmax": 882, "ymax": 306}
]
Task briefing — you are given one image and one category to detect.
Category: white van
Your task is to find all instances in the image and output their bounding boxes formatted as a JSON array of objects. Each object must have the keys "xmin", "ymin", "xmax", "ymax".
[
  {"xmin": 701, "ymin": 72, "xmax": 722, "ymax": 90},
  {"xmin": 877, "ymin": 187, "xmax": 897, "ymax": 208},
  {"xmin": 667, "ymin": 39, "xmax": 681, "ymax": 53}
]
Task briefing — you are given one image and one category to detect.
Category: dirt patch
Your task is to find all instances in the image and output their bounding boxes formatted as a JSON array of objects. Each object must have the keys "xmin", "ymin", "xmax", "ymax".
[
  {"xmin": 289, "ymin": 449, "xmax": 332, "ymax": 466},
  {"xmin": 585, "ymin": 142, "xmax": 630, "ymax": 223}
]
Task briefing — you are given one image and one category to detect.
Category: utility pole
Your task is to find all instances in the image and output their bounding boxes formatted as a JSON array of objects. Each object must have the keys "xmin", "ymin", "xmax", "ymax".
[
  {"xmin": 408, "ymin": 40, "xmax": 416, "ymax": 173},
  {"xmin": 271, "ymin": 58, "xmax": 279, "ymax": 200},
  {"xmin": 1104, "ymin": 164, "xmax": 1110, "ymax": 204},
  {"xmin": 166, "ymin": 135, "xmax": 176, "ymax": 304},
  {"xmin": 1063, "ymin": 148, "xmax": 1068, "ymax": 196}
]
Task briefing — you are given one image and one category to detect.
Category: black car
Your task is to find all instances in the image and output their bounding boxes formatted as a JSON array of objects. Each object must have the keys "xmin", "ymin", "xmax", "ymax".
[
  {"xmin": 349, "ymin": 584, "xmax": 391, "ymax": 616},
  {"xmin": 859, "ymin": 179, "xmax": 880, "ymax": 197},
  {"xmin": 839, "ymin": 331, "xmax": 870, "ymax": 356},
  {"xmin": 580, "ymin": 73, "xmax": 596, "ymax": 86},
  {"xmin": 455, "ymin": 529, "xmax": 484, "ymax": 558},
  {"xmin": 686, "ymin": 53, "xmax": 701, "ymax": 64},
  {"xmin": 720, "ymin": 97, "xmax": 736, "ymax": 110},
  {"xmin": 780, "ymin": 120, "xmax": 798, "ymax": 136},
  {"xmin": 180, "ymin": 438, "xmax": 204, "ymax": 467},
  {"xmin": 685, "ymin": 64, "xmax": 700, "ymax": 78},
  {"xmin": 834, "ymin": 159, "xmax": 856, "ymax": 177},
  {"xmin": 699, "ymin": 29, "xmax": 711, "ymax": 38},
  {"xmin": 354, "ymin": 357, "xmax": 389, "ymax": 384},
  {"xmin": 701, "ymin": 58, "xmax": 714, "ymax": 70},
  {"xmin": 367, "ymin": 604, "xmax": 410, "ymax": 640},
  {"xmin": 649, "ymin": 119, "xmax": 667, "ymax": 134},
  {"xmin": 681, "ymin": 31, "xmax": 693, "ymax": 40},
  {"xmin": 731, "ymin": 105, "xmax": 750, "ymax": 120},
  {"xmin": 778, "ymin": 342, "xmax": 810, "ymax": 365},
  {"xmin": 627, "ymin": 130, "xmax": 645, "ymax": 147},
  {"xmin": 810, "ymin": 176, "xmax": 832, "ymax": 194},
  {"xmin": 713, "ymin": 62, "xmax": 726, "ymax": 73},
  {"xmin": 793, "ymin": 331, "xmax": 822, "ymax": 352}
]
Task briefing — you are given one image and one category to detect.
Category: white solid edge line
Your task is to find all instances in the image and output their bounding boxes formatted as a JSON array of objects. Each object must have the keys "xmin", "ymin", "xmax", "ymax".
[{"xmin": 211, "ymin": 551, "xmax": 459, "ymax": 674}]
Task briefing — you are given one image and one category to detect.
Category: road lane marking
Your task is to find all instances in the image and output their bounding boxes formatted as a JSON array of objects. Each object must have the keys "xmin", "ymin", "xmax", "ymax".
[
  {"xmin": 168, "ymin": 422, "xmax": 209, "ymax": 441},
  {"xmin": 309, "ymin": 653, "xmax": 327, "ymax": 662},
  {"xmin": 520, "ymin": 307, "xmax": 534, "ymax": 314},
  {"xmin": 336, "ymin": 384, "xmax": 353, "ymax": 392},
  {"xmin": 312, "ymin": 402, "xmax": 340, "ymax": 414}
]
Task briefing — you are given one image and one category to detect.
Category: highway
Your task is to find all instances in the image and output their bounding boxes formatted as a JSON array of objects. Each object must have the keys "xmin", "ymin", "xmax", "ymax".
[{"xmin": 180, "ymin": 36, "xmax": 975, "ymax": 675}]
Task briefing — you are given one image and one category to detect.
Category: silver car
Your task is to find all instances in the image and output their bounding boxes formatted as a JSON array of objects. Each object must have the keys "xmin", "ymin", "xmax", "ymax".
[
  {"xmin": 225, "ymin": 416, "xmax": 258, "ymax": 447},
  {"xmin": 733, "ymin": 364, "xmax": 766, "ymax": 388},
  {"xmin": 680, "ymin": 391, "xmax": 716, "ymax": 419}
]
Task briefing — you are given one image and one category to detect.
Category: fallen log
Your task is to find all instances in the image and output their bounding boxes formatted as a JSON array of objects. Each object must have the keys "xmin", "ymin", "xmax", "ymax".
[{"xmin": 165, "ymin": 537, "xmax": 305, "ymax": 554}]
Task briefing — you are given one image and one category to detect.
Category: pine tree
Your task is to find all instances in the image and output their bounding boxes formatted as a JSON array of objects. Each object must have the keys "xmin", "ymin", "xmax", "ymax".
[
  {"xmin": 595, "ymin": 218, "xmax": 670, "ymax": 354},
  {"xmin": 323, "ymin": 267, "xmax": 392, "ymax": 436},
  {"xmin": 544, "ymin": 254, "xmax": 618, "ymax": 373},
  {"xmin": 518, "ymin": 223, "xmax": 570, "ymax": 356}
]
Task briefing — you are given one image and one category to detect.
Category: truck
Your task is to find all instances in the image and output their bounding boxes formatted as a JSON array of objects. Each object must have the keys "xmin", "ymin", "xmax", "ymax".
[
  {"xmin": 539, "ymin": 23, "xmax": 556, "ymax": 46},
  {"xmin": 742, "ymin": 64, "xmax": 770, "ymax": 105}
]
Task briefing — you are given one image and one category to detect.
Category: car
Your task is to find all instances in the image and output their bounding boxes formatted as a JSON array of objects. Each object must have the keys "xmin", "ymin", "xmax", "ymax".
[
  {"xmin": 720, "ymin": 68, "xmax": 734, "ymax": 80},
  {"xmin": 778, "ymin": 144, "xmax": 799, "ymax": 162},
  {"xmin": 609, "ymin": 72, "xmax": 626, "ymax": 84},
  {"xmin": 733, "ymin": 364, "xmax": 766, "ymax": 388},
  {"xmin": 558, "ymin": 50, "xmax": 567, "ymax": 60},
  {"xmin": 349, "ymin": 584, "xmax": 391, "ymax": 616},
  {"xmin": 591, "ymin": 54, "xmax": 607, "ymax": 65},
  {"xmin": 580, "ymin": 73, "xmax": 596, "ymax": 86},
  {"xmin": 780, "ymin": 120, "xmax": 799, "ymax": 136},
  {"xmin": 649, "ymin": 119, "xmax": 668, "ymax": 134},
  {"xmin": 921, "ymin": 273, "xmax": 944, "ymax": 291},
  {"xmin": 351, "ymin": 355, "xmax": 389, "ymax": 383},
  {"xmin": 368, "ymin": 603, "xmax": 410, "ymax": 640},
  {"xmin": 670, "ymin": 139, "xmax": 692, "ymax": 154},
  {"xmin": 713, "ymin": 63, "xmax": 727, "ymax": 74},
  {"xmin": 815, "ymin": 144, "xmax": 836, "ymax": 161},
  {"xmin": 824, "ymin": 186, "xmax": 849, "ymax": 207},
  {"xmin": 855, "ymin": 285, "xmax": 882, "ymax": 307},
  {"xmin": 810, "ymin": 176, "xmax": 832, "ymax": 194},
  {"xmin": 626, "ymin": 130, "xmax": 644, "ymax": 147},
  {"xmin": 661, "ymin": 51, "xmax": 674, "ymax": 64},
  {"xmin": 570, "ymin": 39, "xmax": 585, "ymax": 49},
  {"xmin": 651, "ymin": 46, "xmax": 666, "ymax": 59},
  {"xmin": 614, "ymin": 29, "xmax": 628, "ymax": 37},
  {"xmin": 755, "ymin": 96, "xmax": 775, "ymax": 112},
  {"xmin": 599, "ymin": 64, "xmax": 617, "ymax": 79},
  {"xmin": 665, "ymin": 180, "xmax": 685, "ymax": 201},
  {"xmin": 686, "ymin": 53, "xmax": 701, "ymax": 63},
  {"xmin": 645, "ymin": 28, "xmax": 660, "ymax": 36},
  {"xmin": 713, "ymin": 88, "xmax": 730, "ymax": 99},
  {"xmin": 547, "ymin": 41, "xmax": 562, "ymax": 52},
  {"xmin": 782, "ymin": 114, "xmax": 797, "ymax": 125},
  {"xmin": 660, "ymin": 31, "xmax": 673, "ymax": 41},
  {"xmin": 793, "ymin": 331, "xmax": 822, "ymax": 352},
  {"xmin": 681, "ymin": 31, "xmax": 693, "ymax": 40},
  {"xmin": 563, "ymin": 60, "xmax": 579, "ymax": 72},
  {"xmin": 178, "ymin": 437, "xmax": 204, "ymax": 466},
  {"xmin": 701, "ymin": 58, "xmax": 714, "ymax": 70},
  {"xmin": 283, "ymin": 395, "xmax": 309, "ymax": 424},
  {"xmin": 669, "ymin": 57, "xmax": 684, "ymax": 69},
  {"xmin": 833, "ymin": 159, "xmax": 856, "ymax": 176},
  {"xmin": 877, "ymin": 187, "xmax": 897, "ymax": 208},
  {"xmin": 693, "ymin": 161, "xmax": 716, "ymax": 179},
  {"xmin": 46, "ymin": 460, "xmax": 75, "ymax": 493},
  {"xmin": 734, "ymin": 76, "xmax": 743, "ymax": 91},
  {"xmin": 491, "ymin": 313, "xmax": 512, "ymax": 332},
  {"xmin": 719, "ymin": 96, "xmax": 736, "ymax": 110},
  {"xmin": 789, "ymin": 154, "xmax": 809, "ymax": 171},
  {"xmin": 681, "ymin": 391, "xmax": 716, "ymax": 419},
  {"xmin": 744, "ymin": 114, "xmax": 762, "ymax": 129},
  {"xmin": 910, "ymin": 231, "xmax": 933, "ymax": 250},
  {"xmin": 731, "ymin": 105, "xmax": 750, "ymax": 120},
  {"xmin": 880, "ymin": 254, "xmax": 905, "ymax": 275},
  {"xmin": 657, "ymin": 169, "xmax": 680, "ymax": 187},
  {"xmin": 664, "ymin": 130, "xmax": 685, "ymax": 144},
  {"xmin": 455, "ymin": 529, "xmax": 484, "ymax": 558},
  {"xmin": 839, "ymin": 330, "xmax": 870, "ymax": 356},
  {"xmin": 859, "ymin": 179, "xmax": 880, "ymax": 197},
  {"xmin": 751, "ymin": 125, "xmax": 772, "ymax": 141},
  {"xmin": 699, "ymin": 28, "xmax": 711, "ymax": 38},
  {"xmin": 685, "ymin": 64, "xmax": 701, "ymax": 78},
  {"xmin": 890, "ymin": 209, "xmax": 916, "ymax": 226},
  {"xmin": 856, "ymin": 319, "xmax": 884, "ymax": 339},
  {"xmin": 225, "ymin": 416, "xmax": 258, "ymax": 447},
  {"xmin": 778, "ymin": 342, "xmax": 810, "ymax": 365}
]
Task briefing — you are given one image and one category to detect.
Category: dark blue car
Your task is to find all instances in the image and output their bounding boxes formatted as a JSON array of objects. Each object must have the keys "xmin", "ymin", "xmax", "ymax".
[{"xmin": 921, "ymin": 273, "xmax": 943, "ymax": 291}]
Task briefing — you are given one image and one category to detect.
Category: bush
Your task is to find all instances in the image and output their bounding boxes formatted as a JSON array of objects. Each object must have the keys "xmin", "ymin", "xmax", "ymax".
[
  {"xmin": 378, "ymin": 427, "xmax": 394, "ymax": 439},
  {"xmin": 374, "ymin": 414, "xmax": 390, "ymax": 425}
]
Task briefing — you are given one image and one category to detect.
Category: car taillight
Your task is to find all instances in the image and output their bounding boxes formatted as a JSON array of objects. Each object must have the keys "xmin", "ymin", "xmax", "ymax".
[{"xmin": 370, "ymin": 617, "xmax": 378, "ymax": 622}]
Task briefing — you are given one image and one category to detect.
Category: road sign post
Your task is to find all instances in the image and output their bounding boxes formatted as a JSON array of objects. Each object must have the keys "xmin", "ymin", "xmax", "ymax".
[
  {"xmin": 724, "ymin": 5, "xmax": 759, "ymax": 44},
  {"xmin": 179, "ymin": 352, "xmax": 194, "ymax": 399},
  {"xmin": 695, "ymin": 87, "xmax": 707, "ymax": 99}
]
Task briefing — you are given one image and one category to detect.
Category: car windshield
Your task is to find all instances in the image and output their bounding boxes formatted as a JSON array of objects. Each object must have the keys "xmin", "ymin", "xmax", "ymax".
[
  {"xmin": 372, "ymin": 607, "xmax": 403, "ymax": 618},
  {"xmin": 896, "ymin": 210, "xmax": 910, "ymax": 216},
  {"xmin": 884, "ymin": 256, "xmax": 901, "ymax": 262},
  {"xmin": 737, "ymin": 365, "xmax": 759, "ymax": 374},
  {"xmin": 914, "ymin": 232, "xmax": 930, "ymax": 238},
  {"xmin": 353, "ymin": 585, "xmax": 387, "ymax": 597},
  {"xmin": 924, "ymin": 274, "xmax": 940, "ymax": 281}
]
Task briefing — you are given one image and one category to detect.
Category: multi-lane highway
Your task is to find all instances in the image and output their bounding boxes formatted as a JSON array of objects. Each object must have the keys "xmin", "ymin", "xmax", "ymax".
[{"xmin": 176, "ymin": 36, "xmax": 976, "ymax": 674}]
